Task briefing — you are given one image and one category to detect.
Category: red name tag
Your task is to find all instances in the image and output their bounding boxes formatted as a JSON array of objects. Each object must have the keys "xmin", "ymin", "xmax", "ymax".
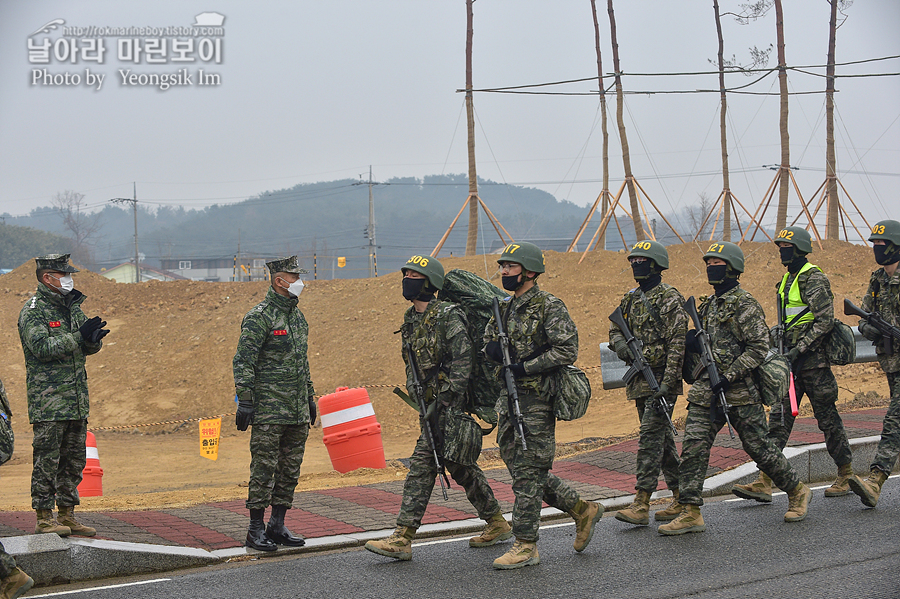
[
  {"xmin": 49, "ymin": 321, "xmax": 61, "ymax": 328},
  {"xmin": 273, "ymin": 329, "xmax": 287, "ymax": 336}
]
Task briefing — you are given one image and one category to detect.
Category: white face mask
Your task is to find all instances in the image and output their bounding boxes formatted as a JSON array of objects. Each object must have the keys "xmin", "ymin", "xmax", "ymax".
[
  {"xmin": 280, "ymin": 277, "xmax": 304, "ymax": 298},
  {"xmin": 49, "ymin": 274, "xmax": 74, "ymax": 295}
]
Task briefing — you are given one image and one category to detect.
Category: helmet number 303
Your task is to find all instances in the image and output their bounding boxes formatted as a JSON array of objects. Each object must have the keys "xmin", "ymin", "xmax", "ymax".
[{"xmin": 872, "ymin": 224, "xmax": 886, "ymax": 235}]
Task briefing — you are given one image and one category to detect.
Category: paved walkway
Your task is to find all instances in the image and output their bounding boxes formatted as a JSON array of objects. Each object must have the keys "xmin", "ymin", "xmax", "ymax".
[{"xmin": 0, "ymin": 409, "xmax": 887, "ymax": 552}]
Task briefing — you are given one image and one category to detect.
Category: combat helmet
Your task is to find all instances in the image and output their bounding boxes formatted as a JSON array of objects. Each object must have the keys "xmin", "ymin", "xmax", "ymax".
[
  {"xmin": 628, "ymin": 240, "xmax": 669, "ymax": 270},
  {"xmin": 869, "ymin": 220, "xmax": 900, "ymax": 265},
  {"xmin": 703, "ymin": 241, "xmax": 744, "ymax": 273},
  {"xmin": 774, "ymin": 226, "xmax": 813, "ymax": 254},
  {"xmin": 402, "ymin": 255, "xmax": 444, "ymax": 290},
  {"xmin": 497, "ymin": 242, "xmax": 545, "ymax": 274}
]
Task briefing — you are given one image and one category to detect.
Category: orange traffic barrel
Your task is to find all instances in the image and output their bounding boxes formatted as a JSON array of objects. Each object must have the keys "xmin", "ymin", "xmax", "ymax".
[
  {"xmin": 319, "ymin": 387, "xmax": 386, "ymax": 473},
  {"xmin": 77, "ymin": 431, "xmax": 104, "ymax": 497}
]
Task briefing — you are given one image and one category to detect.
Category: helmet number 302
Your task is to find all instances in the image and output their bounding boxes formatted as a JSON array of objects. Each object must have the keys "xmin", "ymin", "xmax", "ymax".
[{"xmin": 776, "ymin": 229, "xmax": 795, "ymax": 241}]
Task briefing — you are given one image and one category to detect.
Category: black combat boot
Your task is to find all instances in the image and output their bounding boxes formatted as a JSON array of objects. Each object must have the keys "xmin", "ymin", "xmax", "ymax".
[
  {"xmin": 266, "ymin": 504, "xmax": 306, "ymax": 547},
  {"xmin": 246, "ymin": 508, "xmax": 277, "ymax": 552}
]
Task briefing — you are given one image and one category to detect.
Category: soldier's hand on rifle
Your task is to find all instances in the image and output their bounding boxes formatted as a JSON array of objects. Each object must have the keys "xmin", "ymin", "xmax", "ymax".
[
  {"xmin": 711, "ymin": 377, "xmax": 730, "ymax": 396},
  {"xmin": 484, "ymin": 341, "xmax": 504, "ymax": 363},
  {"xmin": 685, "ymin": 330, "xmax": 701, "ymax": 354},
  {"xmin": 505, "ymin": 363, "xmax": 526, "ymax": 379},
  {"xmin": 786, "ymin": 348, "xmax": 801, "ymax": 364},
  {"xmin": 613, "ymin": 340, "xmax": 630, "ymax": 362},
  {"xmin": 651, "ymin": 383, "xmax": 669, "ymax": 401},
  {"xmin": 235, "ymin": 390, "xmax": 254, "ymax": 431},
  {"xmin": 859, "ymin": 321, "xmax": 881, "ymax": 342}
]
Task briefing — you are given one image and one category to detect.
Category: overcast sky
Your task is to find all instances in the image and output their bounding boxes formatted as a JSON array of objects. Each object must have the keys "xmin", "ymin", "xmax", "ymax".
[{"xmin": 1, "ymin": 1, "xmax": 897, "ymax": 240}]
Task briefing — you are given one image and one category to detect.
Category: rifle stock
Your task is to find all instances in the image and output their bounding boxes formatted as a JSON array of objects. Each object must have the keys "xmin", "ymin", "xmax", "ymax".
[
  {"xmin": 405, "ymin": 342, "xmax": 450, "ymax": 500},
  {"xmin": 684, "ymin": 296, "xmax": 735, "ymax": 439},
  {"xmin": 492, "ymin": 297, "xmax": 528, "ymax": 451}
]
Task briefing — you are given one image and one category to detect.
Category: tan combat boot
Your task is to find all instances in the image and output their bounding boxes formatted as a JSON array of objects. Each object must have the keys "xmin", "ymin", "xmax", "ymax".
[
  {"xmin": 35, "ymin": 509, "xmax": 70, "ymax": 537},
  {"xmin": 731, "ymin": 471, "xmax": 773, "ymax": 503},
  {"xmin": 569, "ymin": 500, "xmax": 604, "ymax": 552},
  {"xmin": 364, "ymin": 526, "xmax": 416, "ymax": 561},
  {"xmin": 848, "ymin": 469, "xmax": 888, "ymax": 508},
  {"xmin": 654, "ymin": 488, "xmax": 683, "ymax": 522},
  {"xmin": 658, "ymin": 504, "xmax": 705, "ymax": 535},
  {"xmin": 57, "ymin": 506, "xmax": 96, "ymax": 537},
  {"xmin": 615, "ymin": 489, "xmax": 651, "ymax": 526},
  {"xmin": 0, "ymin": 567, "xmax": 34, "ymax": 599},
  {"xmin": 784, "ymin": 482, "xmax": 812, "ymax": 522},
  {"xmin": 469, "ymin": 512, "xmax": 512, "ymax": 547},
  {"xmin": 824, "ymin": 463, "xmax": 854, "ymax": 497},
  {"xmin": 492, "ymin": 539, "xmax": 539, "ymax": 570}
]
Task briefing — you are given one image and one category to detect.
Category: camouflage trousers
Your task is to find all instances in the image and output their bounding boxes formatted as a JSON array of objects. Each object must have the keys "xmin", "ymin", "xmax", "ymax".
[
  {"xmin": 396, "ymin": 430, "xmax": 501, "ymax": 529},
  {"xmin": 872, "ymin": 370, "xmax": 900, "ymax": 476},
  {"xmin": 497, "ymin": 391, "xmax": 580, "ymax": 542},
  {"xmin": 31, "ymin": 420, "xmax": 87, "ymax": 510},
  {"xmin": 0, "ymin": 541, "xmax": 16, "ymax": 579},
  {"xmin": 634, "ymin": 396, "xmax": 680, "ymax": 493},
  {"xmin": 679, "ymin": 402, "xmax": 800, "ymax": 506},
  {"xmin": 767, "ymin": 366, "xmax": 852, "ymax": 468},
  {"xmin": 246, "ymin": 423, "xmax": 309, "ymax": 510}
]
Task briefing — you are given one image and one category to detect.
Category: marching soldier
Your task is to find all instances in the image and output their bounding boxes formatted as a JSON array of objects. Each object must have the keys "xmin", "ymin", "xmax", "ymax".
[
  {"xmin": 484, "ymin": 242, "xmax": 602, "ymax": 569},
  {"xmin": 733, "ymin": 227, "xmax": 853, "ymax": 502},
  {"xmin": 609, "ymin": 240, "xmax": 686, "ymax": 526},
  {"xmin": 365, "ymin": 256, "xmax": 510, "ymax": 561},
  {"xmin": 849, "ymin": 220, "xmax": 900, "ymax": 506},
  {"xmin": 233, "ymin": 256, "xmax": 315, "ymax": 551},
  {"xmin": 659, "ymin": 242, "xmax": 811, "ymax": 535}
]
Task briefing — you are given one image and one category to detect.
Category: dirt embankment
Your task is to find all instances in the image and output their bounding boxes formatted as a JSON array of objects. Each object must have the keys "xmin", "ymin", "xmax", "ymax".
[{"xmin": 0, "ymin": 241, "xmax": 889, "ymax": 511}]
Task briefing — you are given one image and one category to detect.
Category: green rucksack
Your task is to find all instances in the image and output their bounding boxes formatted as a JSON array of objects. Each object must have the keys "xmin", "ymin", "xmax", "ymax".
[
  {"xmin": 438, "ymin": 269, "xmax": 507, "ymax": 425},
  {"xmin": 0, "ymin": 379, "xmax": 14, "ymax": 465}
]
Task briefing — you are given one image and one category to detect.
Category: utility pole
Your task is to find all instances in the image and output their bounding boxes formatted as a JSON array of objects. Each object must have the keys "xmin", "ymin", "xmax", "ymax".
[
  {"xmin": 354, "ymin": 166, "xmax": 382, "ymax": 278},
  {"xmin": 109, "ymin": 182, "xmax": 140, "ymax": 283}
]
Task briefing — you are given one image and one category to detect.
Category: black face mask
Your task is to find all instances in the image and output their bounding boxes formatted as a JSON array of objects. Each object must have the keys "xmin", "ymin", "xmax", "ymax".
[
  {"xmin": 631, "ymin": 260, "xmax": 653, "ymax": 281},
  {"xmin": 707, "ymin": 264, "xmax": 728, "ymax": 286},
  {"xmin": 875, "ymin": 243, "xmax": 900, "ymax": 266},
  {"xmin": 779, "ymin": 246, "xmax": 796, "ymax": 265},
  {"xmin": 502, "ymin": 274, "xmax": 522, "ymax": 291},
  {"xmin": 402, "ymin": 277, "xmax": 427, "ymax": 300}
]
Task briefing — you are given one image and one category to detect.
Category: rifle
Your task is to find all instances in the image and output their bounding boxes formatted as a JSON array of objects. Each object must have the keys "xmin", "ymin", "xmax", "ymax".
[
  {"xmin": 845, "ymin": 298, "xmax": 900, "ymax": 355},
  {"xmin": 684, "ymin": 296, "xmax": 735, "ymax": 439},
  {"xmin": 608, "ymin": 306, "xmax": 677, "ymax": 436},
  {"xmin": 405, "ymin": 342, "xmax": 450, "ymax": 500},
  {"xmin": 776, "ymin": 293, "xmax": 799, "ymax": 418},
  {"xmin": 491, "ymin": 296, "xmax": 528, "ymax": 451}
]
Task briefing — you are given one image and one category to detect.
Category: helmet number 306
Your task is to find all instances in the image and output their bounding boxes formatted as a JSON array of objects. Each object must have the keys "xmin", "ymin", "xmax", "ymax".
[{"xmin": 407, "ymin": 255, "xmax": 429, "ymax": 267}]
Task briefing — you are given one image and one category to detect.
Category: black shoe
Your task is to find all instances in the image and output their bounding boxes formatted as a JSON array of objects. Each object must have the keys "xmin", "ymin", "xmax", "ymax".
[
  {"xmin": 246, "ymin": 509, "xmax": 277, "ymax": 552},
  {"xmin": 267, "ymin": 505, "xmax": 305, "ymax": 547}
]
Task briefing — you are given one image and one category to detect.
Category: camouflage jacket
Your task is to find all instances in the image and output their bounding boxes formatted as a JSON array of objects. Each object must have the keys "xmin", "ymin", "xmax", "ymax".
[
  {"xmin": 18, "ymin": 284, "xmax": 102, "ymax": 423},
  {"xmin": 483, "ymin": 284, "xmax": 578, "ymax": 410},
  {"xmin": 861, "ymin": 267, "xmax": 900, "ymax": 373},
  {"xmin": 401, "ymin": 299, "xmax": 472, "ymax": 410},
  {"xmin": 233, "ymin": 287, "xmax": 315, "ymax": 425},
  {"xmin": 686, "ymin": 286, "xmax": 768, "ymax": 408},
  {"xmin": 609, "ymin": 283, "xmax": 687, "ymax": 400},
  {"xmin": 777, "ymin": 265, "xmax": 835, "ymax": 370}
]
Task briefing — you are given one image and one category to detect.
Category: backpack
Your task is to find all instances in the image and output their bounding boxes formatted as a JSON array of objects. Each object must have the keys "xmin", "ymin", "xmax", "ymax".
[
  {"xmin": 824, "ymin": 319, "xmax": 856, "ymax": 366},
  {"xmin": 754, "ymin": 350, "xmax": 791, "ymax": 407},
  {"xmin": 438, "ymin": 269, "xmax": 507, "ymax": 426},
  {"xmin": 0, "ymin": 379, "xmax": 14, "ymax": 465},
  {"xmin": 550, "ymin": 365, "xmax": 592, "ymax": 420}
]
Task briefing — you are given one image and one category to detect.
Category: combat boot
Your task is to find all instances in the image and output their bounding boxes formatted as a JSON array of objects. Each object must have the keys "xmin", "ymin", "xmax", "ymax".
[
  {"xmin": 569, "ymin": 499, "xmax": 603, "ymax": 552},
  {"xmin": 57, "ymin": 506, "xmax": 96, "ymax": 537},
  {"xmin": 34, "ymin": 509, "xmax": 70, "ymax": 537},
  {"xmin": 824, "ymin": 463, "xmax": 854, "ymax": 497},
  {"xmin": 658, "ymin": 504, "xmax": 705, "ymax": 535},
  {"xmin": 784, "ymin": 482, "xmax": 811, "ymax": 522},
  {"xmin": 654, "ymin": 488, "xmax": 683, "ymax": 522},
  {"xmin": 469, "ymin": 512, "xmax": 512, "ymax": 547},
  {"xmin": 246, "ymin": 508, "xmax": 277, "ymax": 552},
  {"xmin": 848, "ymin": 468, "xmax": 888, "ymax": 508},
  {"xmin": 492, "ymin": 539, "xmax": 539, "ymax": 570},
  {"xmin": 266, "ymin": 505, "xmax": 305, "ymax": 547},
  {"xmin": 364, "ymin": 526, "xmax": 416, "ymax": 560},
  {"xmin": 0, "ymin": 567, "xmax": 34, "ymax": 599},
  {"xmin": 615, "ymin": 489, "xmax": 651, "ymax": 526},
  {"xmin": 731, "ymin": 471, "xmax": 773, "ymax": 503}
]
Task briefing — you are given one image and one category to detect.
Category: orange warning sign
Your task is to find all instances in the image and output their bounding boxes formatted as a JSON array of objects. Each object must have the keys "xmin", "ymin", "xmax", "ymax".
[{"xmin": 199, "ymin": 417, "xmax": 221, "ymax": 461}]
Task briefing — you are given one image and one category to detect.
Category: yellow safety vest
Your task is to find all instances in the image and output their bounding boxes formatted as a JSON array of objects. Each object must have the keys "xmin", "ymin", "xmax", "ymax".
[{"xmin": 779, "ymin": 262, "xmax": 816, "ymax": 327}]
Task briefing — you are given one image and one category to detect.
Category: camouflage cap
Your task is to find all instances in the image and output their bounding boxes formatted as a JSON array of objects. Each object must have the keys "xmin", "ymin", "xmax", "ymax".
[
  {"xmin": 266, "ymin": 255, "xmax": 308, "ymax": 275},
  {"xmin": 35, "ymin": 254, "xmax": 79, "ymax": 273}
]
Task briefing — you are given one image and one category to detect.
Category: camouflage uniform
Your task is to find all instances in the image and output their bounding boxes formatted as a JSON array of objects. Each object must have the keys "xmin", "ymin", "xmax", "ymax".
[
  {"xmin": 18, "ymin": 282, "xmax": 103, "ymax": 510},
  {"xmin": 396, "ymin": 299, "xmax": 502, "ymax": 528},
  {"xmin": 768, "ymin": 265, "xmax": 852, "ymax": 468},
  {"xmin": 0, "ymin": 542, "xmax": 15, "ymax": 580},
  {"xmin": 233, "ymin": 286, "xmax": 314, "ymax": 510},
  {"xmin": 484, "ymin": 284, "xmax": 583, "ymax": 542},
  {"xmin": 679, "ymin": 287, "xmax": 801, "ymax": 506},
  {"xmin": 609, "ymin": 284, "xmax": 686, "ymax": 493}
]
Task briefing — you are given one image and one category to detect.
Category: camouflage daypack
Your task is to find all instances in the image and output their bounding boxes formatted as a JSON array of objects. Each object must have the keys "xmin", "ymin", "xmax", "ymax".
[
  {"xmin": 0, "ymin": 379, "xmax": 14, "ymax": 465},
  {"xmin": 438, "ymin": 269, "xmax": 507, "ymax": 426}
]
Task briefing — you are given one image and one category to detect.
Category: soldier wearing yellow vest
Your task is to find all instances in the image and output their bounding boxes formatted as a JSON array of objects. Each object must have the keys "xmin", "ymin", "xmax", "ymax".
[{"xmin": 732, "ymin": 227, "xmax": 853, "ymax": 503}]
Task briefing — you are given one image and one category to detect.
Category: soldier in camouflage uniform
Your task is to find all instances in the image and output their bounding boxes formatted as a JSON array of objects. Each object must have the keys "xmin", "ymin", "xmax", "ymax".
[
  {"xmin": 365, "ymin": 256, "xmax": 511, "ymax": 561},
  {"xmin": 659, "ymin": 242, "xmax": 811, "ymax": 535},
  {"xmin": 18, "ymin": 254, "xmax": 109, "ymax": 538},
  {"xmin": 849, "ymin": 220, "xmax": 900, "ymax": 507},
  {"xmin": 733, "ymin": 227, "xmax": 853, "ymax": 502},
  {"xmin": 233, "ymin": 256, "xmax": 315, "ymax": 552},
  {"xmin": 609, "ymin": 241, "xmax": 686, "ymax": 526},
  {"xmin": 483, "ymin": 242, "xmax": 603, "ymax": 570}
]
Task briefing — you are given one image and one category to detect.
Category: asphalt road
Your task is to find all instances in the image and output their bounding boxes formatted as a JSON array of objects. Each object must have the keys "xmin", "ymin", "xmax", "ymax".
[{"xmin": 31, "ymin": 478, "xmax": 900, "ymax": 599}]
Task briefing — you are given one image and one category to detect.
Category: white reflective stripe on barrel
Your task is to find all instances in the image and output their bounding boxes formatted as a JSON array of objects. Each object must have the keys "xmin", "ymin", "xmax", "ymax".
[
  {"xmin": 320, "ymin": 403, "xmax": 376, "ymax": 429},
  {"xmin": 86, "ymin": 446, "xmax": 99, "ymax": 460}
]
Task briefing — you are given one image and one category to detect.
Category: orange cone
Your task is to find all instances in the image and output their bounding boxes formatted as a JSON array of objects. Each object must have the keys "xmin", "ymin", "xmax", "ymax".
[{"xmin": 77, "ymin": 431, "xmax": 104, "ymax": 497}]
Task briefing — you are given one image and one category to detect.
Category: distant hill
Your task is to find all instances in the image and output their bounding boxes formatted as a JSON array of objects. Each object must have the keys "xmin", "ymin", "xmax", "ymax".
[{"xmin": 0, "ymin": 222, "xmax": 72, "ymax": 270}]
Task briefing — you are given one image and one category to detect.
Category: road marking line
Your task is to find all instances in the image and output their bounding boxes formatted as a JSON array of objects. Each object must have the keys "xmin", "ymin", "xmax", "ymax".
[{"xmin": 28, "ymin": 578, "xmax": 171, "ymax": 597}]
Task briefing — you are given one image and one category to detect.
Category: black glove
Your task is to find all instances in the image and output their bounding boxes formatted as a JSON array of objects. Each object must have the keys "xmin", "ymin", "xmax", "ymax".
[
  {"xmin": 308, "ymin": 397, "xmax": 317, "ymax": 424},
  {"xmin": 651, "ymin": 383, "xmax": 669, "ymax": 402},
  {"xmin": 859, "ymin": 321, "xmax": 881, "ymax": 342},
  {"xmin": 235, "ymin": 391, "xmax": 254, "ymax": 431},
  {"xmin": 484, "ymin": 340, "xmax": 504, "ymax": 363},
  {"xmin": 505, "ymin": 363, "xmax": 527, "ymax": 379},
  {"xmin": 685, "ymin": 329, "xmax": 701, "ymax": 354},
  {"xmin": 78, "ymin": 316, "xmax": 103, "ymax": 340},
  {"xmin": 786, "ymin": 347, "xmax": 801, "ymax": 364},
  {"xmin": 711, "ymin": 377, "xmax": 730, "ymax": 396},
  {"xmin": 89, "ymin": 325, "xmax": 109, "ymax": 343},
  {"xmin": 613, "ymin": 340, "xmax": 630, "ymax": 363}
]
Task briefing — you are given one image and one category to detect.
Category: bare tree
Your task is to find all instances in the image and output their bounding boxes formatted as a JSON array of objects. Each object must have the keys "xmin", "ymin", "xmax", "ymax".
[
  {"xmin": 825, "ymin": 1, "xmax": 852, "ymax": 238},
  {"xmin": 51, "ymin": 190, "xmax": 102, "ymax": 266},
  {"xmin": 685, "ymin": 192, "xmax": 715, "ymax": 240},
  {"xmin": 591, "ymin": 0, "xmax": 609, "ymax": 248}
]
